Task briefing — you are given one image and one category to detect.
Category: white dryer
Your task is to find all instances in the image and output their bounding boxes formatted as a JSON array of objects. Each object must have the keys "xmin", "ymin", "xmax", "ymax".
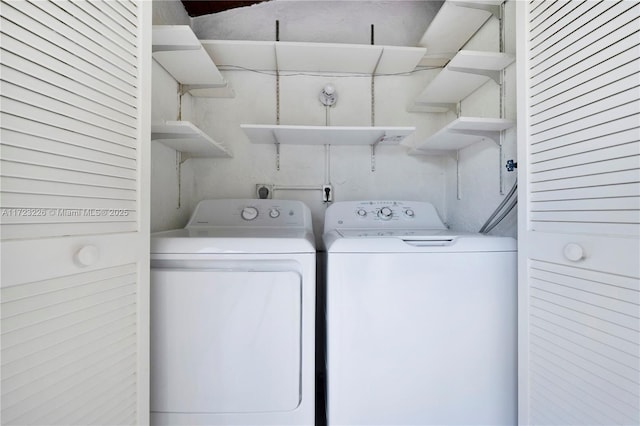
[
  {"xmin": 150, "ymin": 199, "xmax": 315, "ymax": 426},
  {"xmin": 323, "ymin": 200, "xmax": 517, "ymax": 426}
]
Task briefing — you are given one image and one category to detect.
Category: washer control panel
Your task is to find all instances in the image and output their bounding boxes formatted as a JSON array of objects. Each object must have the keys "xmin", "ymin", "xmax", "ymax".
[
  {"xmin": 325, "ymin": 200, "xmax": 447, "ymax": 231},
  {"xmin": 187, "ymin": 199, "xmax": 310, "ymax": 228}
]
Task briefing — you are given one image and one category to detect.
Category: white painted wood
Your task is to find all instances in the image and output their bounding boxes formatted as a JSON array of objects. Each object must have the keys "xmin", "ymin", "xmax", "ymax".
[
  {"xmin": 152, "ymin": 24, "xmax": 200, "ymax": 50},
  {"xmin": 276, "ymin": 41, "xmax": 383, "ymax": 74},
  {"xmin": 517, "ymin": 2, "xmax": 640, "ymax": 425},
  {"xmin": 200, "ymin": 40, "xmax": 424, "ymax": 76},
  {"xmin": 418, "ymin": 0, "xmax": 501, "ymax": 65},
  {"xmin": 151, "ymin": 25, "xmax": 230, "ymax": 96},
  {"xmin": 152, "ymin": 121, "xmax": 232, "ymax": 157},
  {"xmin": 0, "ymin": 1, "xmax": 150, "ymax": 424},
  {"xmin": 201, "ymin": 40, "xmax": 277, "ymax": 70},
  {"xmin": 240, "ymin": 124, "xmax": 415, "ymax": 146},
  {"xmin": 411, "ymin": 117, "xmax": 514, "ymax": 152},
  {"xmin": 375, "ymin": 46, "xmax": 427, "ymax": 75},
  {"xmin": 153, "ymin": 47, "xmax": 226, "ymax": 86},
  {"xmin": 411, "ymin": 51, "xmax": 514, "ymax": 112}
]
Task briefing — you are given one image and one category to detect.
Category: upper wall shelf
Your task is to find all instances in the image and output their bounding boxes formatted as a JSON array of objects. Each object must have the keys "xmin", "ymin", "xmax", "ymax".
[
  {"xmin": 151, "ymin": 121, "xmax": 232, "ymax": 158},
  {"xmin": 201, "ymin": 40, "xmax": 426, "ymax": 75},
  {"xmin": 410, "ymin": 117, "xmax": 514, "ymax": 154},
  {"xmin": 152, "ymin": 26, "xmax": 233, "ymax": 97},
  {"xmin": 418, "ymin": 0, "xmax": 504, "ymax": 67},
  {"xmin": 409, "ymin": 50, "xmax": 514, "ymax": 112},
  {"xmin": 240, "ymin": 124, "xmax": 415, "ymax": 146}
]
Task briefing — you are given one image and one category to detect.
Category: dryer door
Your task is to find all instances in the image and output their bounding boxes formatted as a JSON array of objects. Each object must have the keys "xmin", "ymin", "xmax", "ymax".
[{"xmin": 151, "ymin": 268, "xmax": 301, "ymax": 413}]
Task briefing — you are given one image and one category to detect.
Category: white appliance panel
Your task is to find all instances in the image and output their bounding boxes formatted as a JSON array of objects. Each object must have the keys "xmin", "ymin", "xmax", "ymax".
[
  {"xmin": 326, "ymin": 251, "xmax": 517, "ymax": 425},
  {"xmin": 151, "ymin": 269, "xmax": 301, "ymax": 413}
]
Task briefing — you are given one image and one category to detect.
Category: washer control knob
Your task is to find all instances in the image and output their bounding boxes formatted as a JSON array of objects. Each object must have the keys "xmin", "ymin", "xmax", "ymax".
[
  {"xmin": 378, "ymin": 207, "xmax": 393, "ymax": 220},
  {"xmin": 241, "ymin": 206, "xmax": 259, "ymax": 221},
  {"xmin": 356, "ymin": 209, "xmax": 367, "ymax": 217},
  {"xmin": 269, "ymin": 208, "xmax": 280, "ymax": 218},
  {"xmin": 404, "ymin": 209, "xmax": 415, "ymax": 218}
]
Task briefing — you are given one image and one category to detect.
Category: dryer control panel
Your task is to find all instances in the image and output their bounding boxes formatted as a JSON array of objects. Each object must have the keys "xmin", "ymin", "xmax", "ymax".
[
  {"xmin": 324, "ymin": 200, "xmax": 447, "ymax": 231},
  {"xmin": 186, "ymin": 199, "xmax": 312, "ymax": 229}
]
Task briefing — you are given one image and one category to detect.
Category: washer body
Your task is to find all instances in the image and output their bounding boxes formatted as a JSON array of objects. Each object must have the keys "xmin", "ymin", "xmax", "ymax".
[
  {"xmin": 151, "ymin": 199, "xmax": 315, "ymax": 426},
  {"xmin": 324, "ymin": 201, "xmax": 517, "ymax": 426}
]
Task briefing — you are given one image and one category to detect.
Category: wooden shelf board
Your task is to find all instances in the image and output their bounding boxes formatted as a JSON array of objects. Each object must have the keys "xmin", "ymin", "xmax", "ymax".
[
  {"xmin": 412, "ymin": 50, "xmax": 514, "ymax": 109},
  {"xmin": 152, "ymin": 121, "xmax": 231, "ymax": 158},
  {"xmin": 241, "ymin": 124, "xmax": 415, "ymax": 146},
  {"xmin": 201, "ymin": 40, "xmax": 276, "ymax": 70},
  {"xmin": 153, "ymin": 47, "xmax": 226, "ymax": 86},
  {"xmin": 276, "ymin": 42, "xmax": 383, "ymax": 74},
  {"xmin": 152, "ymin": 25, "xmax": 200, "ymax": 50},
  {"xmin": 200, "ymin": 40, "xmax": 424, "ymax": 75},
  {"xmin": 412, "ymin": 117, "xmax": 514, "ymax": 153},
  {"xmin": 376, "ymin": 46, "xmax": 427, "ymax": 75},
  {"xmin": 418, "ymin": 1, "xmax": 502, "ymax": 60}
]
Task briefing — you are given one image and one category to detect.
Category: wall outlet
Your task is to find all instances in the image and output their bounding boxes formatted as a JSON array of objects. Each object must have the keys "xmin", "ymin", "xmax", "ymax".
[
  {"xmin": 322, "ymin": 184, "xmax": 333, "ymax": 203},
  {"xmin": 256, "ymin": 184, "xmax": 273, "ymax": 199}
]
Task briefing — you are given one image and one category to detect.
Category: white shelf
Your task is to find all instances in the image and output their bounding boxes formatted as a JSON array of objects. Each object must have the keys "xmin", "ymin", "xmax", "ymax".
[
  {"xmin": 410, "ymin": 50, "xmax": 514, "ymax": 112},
  {"xmin": 241, "ymin": 124, "xmax": 415, "ymax": 146},
  {"xmin": 411, "ymin": 117, "xmax": 514, "ymax": 153},
  {"xmin": 201, "ymin": 40, "xmax": 426, "ymax": 75},
  {"xmin": 418, "ymin": 0, "xmax": 503, "ymax": 67},
  {"xmin": 152, "ymin": 26, "xmax": 230, "ymax": 96},
  {"xmin": 152, "ymin": 121, "xmax": 231, "ymax": 158}
]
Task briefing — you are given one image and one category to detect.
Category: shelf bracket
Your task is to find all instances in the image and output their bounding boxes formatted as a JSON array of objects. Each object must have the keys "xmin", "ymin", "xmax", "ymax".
[
  {"xmin": 275, "ymin": 142, "xmax": 281, "ymax": 171},
  {"xmin": 454, "ymin": 1, "xmax": 501, "ymax": 19},
  {"xmin": 410, "ymin": 101, "xmax": 457, "ymax": 113},
  {"xmin": 449, "ymin": 129, "xmax": 502, "ymax": 145},
  {"xmin": 371, "ymin": 135, "xmax": 384, "ymax": 172},
  {"xmin": 447, "ymin": 66, "xmax": 503, "ymax": 84}
]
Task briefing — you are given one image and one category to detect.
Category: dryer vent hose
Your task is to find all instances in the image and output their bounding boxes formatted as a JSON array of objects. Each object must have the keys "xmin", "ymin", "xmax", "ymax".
[{"xmin": 479, "ymin": 182, "xmax": 517, "ymax": 234}]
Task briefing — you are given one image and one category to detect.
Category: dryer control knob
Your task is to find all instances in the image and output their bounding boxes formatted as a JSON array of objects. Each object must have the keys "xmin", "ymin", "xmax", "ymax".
[
  {"xmin": 241, "ymin": 206, "xmax": 259, "ymax": 221},
  {"xmin": 356, "ymin": 209, "xmax": 367, "ymax": 217},
  {"xmin": 378, "ymin": 207, "xmax": 393, "ymax": 220},
  {"xmin": 269, "ymin": 208, "xmax": 280, "ymax": 218},
  {"xmin": 404, "ymin": 209, "xmax": 415, "ymax": 218}
]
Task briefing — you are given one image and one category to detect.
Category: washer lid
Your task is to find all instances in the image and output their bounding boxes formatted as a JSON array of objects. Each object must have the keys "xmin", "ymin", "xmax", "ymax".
[{"xmin": 324, "ymin": 229, "xmax": 516, "ymax": 253}]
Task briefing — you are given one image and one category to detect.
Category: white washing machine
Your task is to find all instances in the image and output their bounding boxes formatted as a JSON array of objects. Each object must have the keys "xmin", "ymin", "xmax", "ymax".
[
  {"xmin": 323, "ymin": 200, "xmax": 517, "ymax": 426},
  {"xmin": 150, "ymin": 199, "xmax": 315, "ymax": 426}
]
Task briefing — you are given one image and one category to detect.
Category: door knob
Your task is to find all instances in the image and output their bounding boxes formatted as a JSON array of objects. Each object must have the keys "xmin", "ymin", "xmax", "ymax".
[
  {"xmin": 75, "ymin": 245, "xmax": 100, "ymax": 266},
  {"xmin": 563, "ymin": 243, "xmax": 584, "ymax": 262}
]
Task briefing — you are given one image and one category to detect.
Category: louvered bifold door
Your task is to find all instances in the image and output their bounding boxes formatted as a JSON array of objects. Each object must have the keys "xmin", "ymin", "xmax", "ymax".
[
  {"xmin": 517, "ymin": 1, "xmax": 640, "ymax": 425},
  {"xmin": 0, "ymin": 1, "xmax": 151, "ymax": 425}
]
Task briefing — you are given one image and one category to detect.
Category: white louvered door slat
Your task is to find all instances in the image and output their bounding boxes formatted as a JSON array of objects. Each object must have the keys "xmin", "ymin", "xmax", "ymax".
[
  {"xmin": 0, "ymin": 1, "xmax": 150, "ymax": 425},
  {"xmin": 517, "ymin": 1, "xmax": 640, "ymax": 425}
]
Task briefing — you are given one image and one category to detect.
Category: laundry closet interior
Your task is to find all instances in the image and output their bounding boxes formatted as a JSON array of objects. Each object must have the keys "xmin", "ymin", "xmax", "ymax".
[{"xmin": 1, "ymin": 0, "xmax": 638, "ymax": 425}]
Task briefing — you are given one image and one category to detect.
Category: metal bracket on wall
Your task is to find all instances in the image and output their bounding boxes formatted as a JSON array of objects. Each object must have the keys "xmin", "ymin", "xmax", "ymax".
[
  {"xmin": 370, "ymin": 135, "xmax": 385, "ymax": 172},
  {"xmin": 447, "ymin": 67, "xmax": 503, "ymax": 85}
]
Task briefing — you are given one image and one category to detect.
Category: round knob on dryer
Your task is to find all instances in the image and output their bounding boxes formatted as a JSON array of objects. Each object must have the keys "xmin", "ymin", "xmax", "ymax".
[
  {"xmin": 269, "ymin": 208, "xmax": 280, "ymax": 218},
  {"xmin": 356, "ymin": 209, "xmax": 367, "ymax": 217},
  {"xmin": 241, "ymin": 206, "xmax": 259, "ymax": 221},
  {"xmin": 378, "ymin": 207, "xmax": 393, "ymax": 220},
  {"xmin": 404, "ymin": 209, "xmax": 415, "ymax": 218}
]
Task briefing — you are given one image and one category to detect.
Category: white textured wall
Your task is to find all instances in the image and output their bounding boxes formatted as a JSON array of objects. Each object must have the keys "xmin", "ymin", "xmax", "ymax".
[
  {"xmin": 192, "ymin": 0, "xmax": 443, "ymax": 46},
  {"xmin": 151, "ymin": 0, "xmax": 194, "ymax": 232},
  {"xmin": 443, "ymin": 0, "xmax": 518, "ymax": 237}
]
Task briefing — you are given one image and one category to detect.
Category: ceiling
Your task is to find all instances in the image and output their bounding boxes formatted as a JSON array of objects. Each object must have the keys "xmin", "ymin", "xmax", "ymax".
[{"xmin": 180, "ymin": 1, "xmax": 271, "ymax": 17}]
